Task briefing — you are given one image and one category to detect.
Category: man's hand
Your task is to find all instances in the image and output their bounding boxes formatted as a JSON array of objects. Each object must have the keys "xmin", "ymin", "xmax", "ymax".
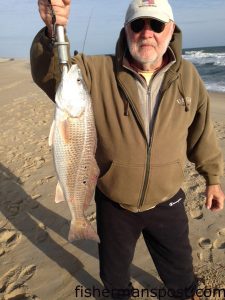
[
  {"xmin": 205, "ymin": 184, "xmax": 225, "ymax": 211},
  {"xmin": 38, "ymin": 0, "xmax": 71, "ymax": 36}
]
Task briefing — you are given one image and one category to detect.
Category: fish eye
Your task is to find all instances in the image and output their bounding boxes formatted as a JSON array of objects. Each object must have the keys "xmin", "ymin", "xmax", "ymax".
[{"xmin": 77, "ymin": 78, "xmax": 82, "ymax": 84}]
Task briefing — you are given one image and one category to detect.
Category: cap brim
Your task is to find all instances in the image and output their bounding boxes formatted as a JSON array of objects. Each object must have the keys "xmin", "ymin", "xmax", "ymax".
[{"xmin": 125, "ymin": 8, "xmax": 171, "ymax": 24}]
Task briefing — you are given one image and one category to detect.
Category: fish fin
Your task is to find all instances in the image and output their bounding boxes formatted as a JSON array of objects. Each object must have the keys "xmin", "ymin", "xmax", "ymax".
[
  {"xmin": 68, "ymin": 218, "xmax": 100, "ymax": 243},
  {"xmin": 55, "ymin": 182, "xmax": 65, "ymax": 203},
  {"xmin": 58, "ymin": 119, "xmax": 70, "ymax": 143},
  {"xmin": 48, "ymin": 120, "xmax": 55, "ymax": 146}
]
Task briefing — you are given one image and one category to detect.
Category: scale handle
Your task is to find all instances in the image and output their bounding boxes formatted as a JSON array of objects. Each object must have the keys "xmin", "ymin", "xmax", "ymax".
[{"xmin": 55, "ymin": 25, "xmax": 69, "ymax": 67}]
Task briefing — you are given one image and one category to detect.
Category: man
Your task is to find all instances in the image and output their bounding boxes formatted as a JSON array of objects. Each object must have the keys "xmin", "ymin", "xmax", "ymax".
[{"xmin": 31, "ymin": 0, "xmax": 224, "ymax": 299}]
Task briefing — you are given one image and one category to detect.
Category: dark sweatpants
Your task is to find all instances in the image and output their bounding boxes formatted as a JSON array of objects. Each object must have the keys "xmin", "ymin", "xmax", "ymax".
[{"xmin": 95, "ymin": 188, "xmax": 197, "ymax": 300}]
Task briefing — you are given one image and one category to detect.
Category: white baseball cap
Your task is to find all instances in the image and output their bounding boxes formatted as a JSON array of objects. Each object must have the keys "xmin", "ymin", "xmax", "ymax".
[{"xmin": 125, "ymin": 0, "xmax": 174, "ymax": 25}]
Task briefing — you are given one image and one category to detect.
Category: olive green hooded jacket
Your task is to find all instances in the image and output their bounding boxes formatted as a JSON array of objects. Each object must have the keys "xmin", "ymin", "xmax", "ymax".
[{"xmin": 30, "ymin": 26, "xmax": 223, "ymax": 212}]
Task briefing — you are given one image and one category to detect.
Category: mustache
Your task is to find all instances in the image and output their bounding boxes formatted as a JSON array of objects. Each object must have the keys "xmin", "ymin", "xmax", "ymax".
[{"xmin": 138, "ymin": 40, "xmax": 156, "ymax": 47}]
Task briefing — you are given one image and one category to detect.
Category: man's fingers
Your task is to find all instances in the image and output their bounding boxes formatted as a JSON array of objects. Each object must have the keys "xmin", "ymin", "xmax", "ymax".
[
  {"xmin": 50, "ymin": 2, "xmax": 70, "ymax": 26},
  {"xmin": 206, "ymin": 194, "xmax": 213, "ymax": 210},
  {"xmin": 206, "ymin": 195, "xmax": 224, "ymax": 211},
  {"xmin": 217, "ymin": 198, "xmax": 224, "ymax": 210},
  {"xmin": 38, "ymin": 0, "xmax": 70, "ymax": 28},
  {"xmin": 47, "ymin": 0, "xmax": 70, "ymax": 8},
  {"xmin": 205, "ymin": 185, "xmax": 225, "ymax": 212},
  {"xmin": 211, "ymin": 199, "xmax": 223, "ymax": 211},
  {"xmin": 46, "ymin": 0, "xmax": 70, "ymax": 6},
  {"xmin": 38, "ymin": 0, "xmax": 54, "ymax": 28},
  {"xmin": 62, "ymin": 0, "xmax": 71, "ymax": 5}
]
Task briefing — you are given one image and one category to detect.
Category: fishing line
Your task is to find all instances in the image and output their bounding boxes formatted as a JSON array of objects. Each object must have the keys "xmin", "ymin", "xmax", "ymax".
[{"xmin": 82, "ymin": 7, "xmax": 94, "ymax": 53}]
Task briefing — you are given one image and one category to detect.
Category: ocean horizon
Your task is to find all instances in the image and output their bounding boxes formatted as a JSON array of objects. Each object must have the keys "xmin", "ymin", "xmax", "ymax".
[{"xmin": 1, "ymin": 44, "xmax": 224, "ymax": 94}]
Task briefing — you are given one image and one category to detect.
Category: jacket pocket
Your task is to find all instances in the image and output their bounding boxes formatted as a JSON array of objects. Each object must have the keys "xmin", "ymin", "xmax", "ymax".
[
  {"xmin": 97, "ymin": 161, "xmax": 145, "ymax": 206},
  {"xmin": 146, "ymin": 160, "xmax": 185, "ymax": 205}
]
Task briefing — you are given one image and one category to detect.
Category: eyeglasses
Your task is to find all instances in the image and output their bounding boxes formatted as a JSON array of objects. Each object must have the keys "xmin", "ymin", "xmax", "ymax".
[{"xmin": 130, "ymin": 18, "xmax": 166, "ymax": 34}]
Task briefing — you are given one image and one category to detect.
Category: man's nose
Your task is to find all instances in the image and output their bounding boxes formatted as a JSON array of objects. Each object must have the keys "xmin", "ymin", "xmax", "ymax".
[{"xmin": 141, "ymin": 22, "xmax": 154, "ymax": 37}]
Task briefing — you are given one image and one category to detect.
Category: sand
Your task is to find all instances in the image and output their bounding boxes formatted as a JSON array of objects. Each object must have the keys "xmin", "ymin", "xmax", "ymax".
[{"xmin": 0, "ymin": 59, "xmax": 224, "ymax": 300}]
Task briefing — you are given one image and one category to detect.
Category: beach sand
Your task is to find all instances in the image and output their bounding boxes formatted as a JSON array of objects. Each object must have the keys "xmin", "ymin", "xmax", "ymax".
[{"xmin": 0, "ymin": 59, "xmax": 224, "ymax": 300}]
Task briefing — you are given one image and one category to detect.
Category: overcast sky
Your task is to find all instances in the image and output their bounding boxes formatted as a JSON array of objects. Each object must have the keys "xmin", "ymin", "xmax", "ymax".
[{"xmin": 0, "ymin": 0, "xmax": 225, "ymax": 58}]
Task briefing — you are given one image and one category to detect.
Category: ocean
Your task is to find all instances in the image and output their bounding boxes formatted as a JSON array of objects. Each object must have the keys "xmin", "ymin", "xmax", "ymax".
[{"xmin": 183, "ymin": 46, "xmax": 225, "ymax": 93}]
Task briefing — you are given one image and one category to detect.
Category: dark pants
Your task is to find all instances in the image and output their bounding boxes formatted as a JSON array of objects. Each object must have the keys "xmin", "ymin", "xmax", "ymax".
[{"xmin": 95, "ymin": 188, "xmax": 197, "ymax": 300}]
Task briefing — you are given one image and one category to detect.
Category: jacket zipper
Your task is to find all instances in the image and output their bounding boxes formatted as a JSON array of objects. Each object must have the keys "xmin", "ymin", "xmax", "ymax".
[
  {"xmin": 146, "ymin": 87, "xmax": 150, "ymax": 143},
  {"xmin": 137, "ymin": 145, "xmax": 151, "ymax": 211},
  {"xmin": 118, "ymin": 80, "xmax": 156, "ymax": 211},
  {"xmin": 138, "ymin": 85, "xmax": 152, "ymax": 211},
  {"xmin": 137, "ymin": 80, "xmax": 177, "ymax": 210}
]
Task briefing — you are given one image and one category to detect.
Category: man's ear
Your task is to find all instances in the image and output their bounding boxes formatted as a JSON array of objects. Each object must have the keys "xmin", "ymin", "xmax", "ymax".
[{"xmin": 171, "ymin": 22, "xmax": 175, "ymax": 34}]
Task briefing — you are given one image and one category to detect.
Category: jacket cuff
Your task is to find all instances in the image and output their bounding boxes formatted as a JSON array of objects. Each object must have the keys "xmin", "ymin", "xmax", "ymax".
[
  {"xmin": 205, "ymin": 175, "xmax": 221, "ymax": 185},
  {"xmin": 39, "ymin": 27, "xmax": 55, "ymax": 53}
]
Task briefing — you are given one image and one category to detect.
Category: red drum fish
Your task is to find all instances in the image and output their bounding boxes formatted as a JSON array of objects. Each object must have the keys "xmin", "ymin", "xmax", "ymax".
[{"xmin": 49, "ymin": 64, "xmax": 100, "ymax": 242}]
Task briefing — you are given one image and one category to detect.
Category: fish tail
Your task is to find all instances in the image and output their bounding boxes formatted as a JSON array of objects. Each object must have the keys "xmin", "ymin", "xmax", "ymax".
[{"xmin": 68, "ymin": 218, "xmax": 100, "ymax": 243}]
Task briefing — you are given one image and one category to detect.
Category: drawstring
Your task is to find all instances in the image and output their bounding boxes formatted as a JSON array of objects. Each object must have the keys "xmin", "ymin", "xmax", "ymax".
[
  {"xmin": 118, "ymin": 85, "xmax": 130, "ymax": 116},
  {"xmin": 124, "ymin": 101, "xmax": 129, "ymax": 116},
  {"xmin": 178, "ymin": 74, "xmax": 190, "ymax": 112}
]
